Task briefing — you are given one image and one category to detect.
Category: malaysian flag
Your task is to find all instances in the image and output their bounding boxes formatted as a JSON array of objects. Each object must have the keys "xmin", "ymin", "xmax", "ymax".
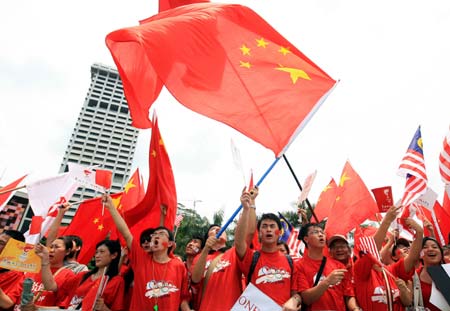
[
  {"xmin": 398, "ymin": 126, "xmax": 427, "ymax": 208},
  {"xmin": 439, "ymin": 128, "xmax": 450, "ymax": 184},
  {"xmin": 174, "ymin": 214, "xmax": 184, "ymax": 227}
]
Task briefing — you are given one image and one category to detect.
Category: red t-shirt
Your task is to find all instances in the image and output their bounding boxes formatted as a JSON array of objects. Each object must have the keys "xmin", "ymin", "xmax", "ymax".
[
  {"xmin": 24, "ymin": 267, "xmax": 77, "ymax": 307},
  {"xmin": 68, "ymin": 272, "xmax": 125, "ymax": 311},
  {"xmin": 195, "ymin": 247, "xmax": 243, "ymax": 311},
  {"xmin": 239, "ymin": 247, "xmax": 298, "ymax": 307},
  {"xmin": 354, "ymin": 254, "xmax": 413, "ymax": 311},
  {"xmin": 129, "ymin": 238, "xmax": 190, "ymax": 311},
  {"xmin": 297, "ymin": 256, "xmax": 353, "ymax": 311},
  {"xmin": 0, "ymin": 269, "xmax": 24, "ymax": 308}
]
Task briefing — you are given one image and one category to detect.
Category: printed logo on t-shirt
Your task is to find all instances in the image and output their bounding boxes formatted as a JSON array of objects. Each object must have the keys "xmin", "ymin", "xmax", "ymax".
[
  {"xmin": 145, "ymin": 280, "xmax": 179, "ymax": 298},
  {"xmin": 255, "ymin": 265, "xmax": 290, "ymax": 284},
  {"xmin": 69, "ymin": 295, "xmax": 83, "ymax": 309},
  {"xmin": 371, "ymin": 286, "xmax": 400, "ymax": 304},
  {"xmin": 212, "ymin": 259, "xmax": 231, "ymax": 273}
]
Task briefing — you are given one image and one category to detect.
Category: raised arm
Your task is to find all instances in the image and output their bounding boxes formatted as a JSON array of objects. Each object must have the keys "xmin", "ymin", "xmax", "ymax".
[
  {"xmin": 34, "ymin": 244, "xmax": 57, "ymax": 291},
  {"xmin": 46, "ymin": 203, "xmax": 71, "ymax": 247},
  {"xmin": 191, "ymin": 236, "xmax": 217, "ymax": 284},
  {"xmin": 103, "ymin": 194, "xmax": 133, "ymax": 249},
  {"xmin": 235, "ymin": 189, "xmax": 252, "ymax": 260},
  {"xmin": 373, "ymin": 205, "xmax": 400, "ymax": 250},
  {"xmin": 245, "ymin": 186, "xmax": 258, "ymax": 247},
  {"xmin": 403, "ymin": 218, "xmax": 423, "ymax": 272}
]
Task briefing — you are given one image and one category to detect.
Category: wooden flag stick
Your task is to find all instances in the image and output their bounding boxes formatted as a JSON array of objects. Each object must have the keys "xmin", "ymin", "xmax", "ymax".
[{"xmin": 0, "ymin": 185, "xmax": 26, "ymax": 195}]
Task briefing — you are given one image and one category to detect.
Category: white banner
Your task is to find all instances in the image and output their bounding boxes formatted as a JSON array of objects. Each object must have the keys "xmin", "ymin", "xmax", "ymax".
[
  {"xmin": 298, "ymin": 170, "xmax": 317, "ymax": 204},
  {"xmin": 415, "ymin": 187, "xmax": 438, "ymax": 211},
  {"xmin": 231, "ymin": 283, "xmax": 281, "ymax": 311}
]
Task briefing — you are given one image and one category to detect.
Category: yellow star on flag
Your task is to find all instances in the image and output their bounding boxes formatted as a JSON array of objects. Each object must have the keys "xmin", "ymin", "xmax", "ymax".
[
  {"xmin": 278, "ymin": 46, "xmax": 291, "ymax": 56},
  {"xmin": 335, "ymin": 196, "xmax": 341, "ymax": 201},
  {"xmin": 111, "ymin": 195, "xmax": 122, "ymax": 207},
  {"xmin": 275, "ymin": 66, "xmax": 311, "ymax": 84},
  {"xmin": 97, "ymin": 224, "xmax": 104, "ymax": 231},
  {"xmin": 240, "ymin": 61, "xmax": 251, "ymax": 69},
  {"xmin": 339, "ymin": 172, "xmax": 351, "ymax": 187},
  {"xmin": 322, "ymin": 184, "xmax": 333, "ymax": 193},
  {"xmin": 93, "ymin": 218, "xmax": 99, "ymax": 224},
  {"xmin": 256, "ymin": 38, "xmax": 268, "ymax": 48},
  {"xmin": 151, "ymin": 149, "xmax": 157, "ymax": 158},
  {"xmin": 124, "ymin": 179, "xmax": 136, "ymax": 194},
  {"xmin": 159, "ymin": 138, "xmax": 164, "ymax": 146},
  {"xmin": 240, "ymin": 44, "xmax": 251, "ymax": 55}
]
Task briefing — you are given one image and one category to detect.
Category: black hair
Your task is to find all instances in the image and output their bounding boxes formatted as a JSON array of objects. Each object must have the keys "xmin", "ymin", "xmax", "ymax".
[
  {"xmin": 64, "ymin": 235, "xmax": 83, "ymax": 259},
  {"xmin": 422, "ymin": 237, "xmax": 445, "ymax": 265},
  {"xmin": 298, "ymin": 223, "xmax": 323, "ymax": 248},
  {"xmin": 139, "ymin": 228, "xmax": 155, "ymax": 245},
  {"xmin": 202, "ymin": 224, "xmax": 220, "ymax": 249},
  {"xmin": 66, "ymin": 235, "xmax": 83, "ymax": 248},
  {"xmin": 257, "ymin": 213, "xmax": 282, "ymax": 231},
  {"xmin": 3, "ymin": 230, "xmax": 25, "ymax": 242},
  {"xmin": 277, "ymin": 240, "xmax": 290, "ymax": 254},
  {"xmin": 55, "ymin": 236, "xmax": 74, "ymax": 261},
  {"xmin": 81, "ymin": 240, "xmax": 121, "ymax": 284}
]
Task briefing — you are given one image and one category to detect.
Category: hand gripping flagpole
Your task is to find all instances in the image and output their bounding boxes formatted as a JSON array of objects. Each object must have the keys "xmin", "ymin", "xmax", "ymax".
[
  {"xmin": 216, "ymin": 156, "xmax": 281, "ymax": 238},
  {"xmin": 282, "ymin": 154, "xmax": 319, "ymax": 223}
]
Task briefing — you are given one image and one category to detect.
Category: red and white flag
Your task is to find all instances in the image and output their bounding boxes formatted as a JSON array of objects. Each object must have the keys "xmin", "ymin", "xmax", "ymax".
[
  {"xmin": 356, "ymin": 236, "xmax": 381, "ymax": 262},
  {"xmin": 174, "ymin": 214, "xmax": 184, "ymax": 227},
  {"xmin": 68, "ymin": 163, "xmax": 112, "ymax": 193},
  {"xmin": 439, "ymin": 127, "xmax": 450, "ymax": 184},
  {"xmin": 26, "ymin": 173, "xmax": 79, "ymax": 217},
  {"xmin": 0, "ymin": 174, "xmax": 27, "ymax": 213},
  {"xmin": 287, "ymin": 228, "xmax": 304, "ymax": 258}
]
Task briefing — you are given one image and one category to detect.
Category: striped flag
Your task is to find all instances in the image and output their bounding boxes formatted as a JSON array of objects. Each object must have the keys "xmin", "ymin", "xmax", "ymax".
[
  {"xmin": 439, "ymin": 128, "xmax": 450, "ymax": 184},
  {"xmin": 356, "ymin": 236, "xmax": 381, "ymax": 262},
  {"xmin": 174, "ymin": 214, "xmax": 184, "ymax": 227},
  {"xmin": 287, "ymin": 228, "xmax": 304, "ymax": 258},
  {"xmin": 398, "ymin": 126, "xmax": 428, "ymax": 208}
]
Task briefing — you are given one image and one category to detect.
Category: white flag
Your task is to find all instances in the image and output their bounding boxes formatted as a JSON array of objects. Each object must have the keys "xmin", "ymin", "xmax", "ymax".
[{"xmin": 26, "ymin": 173, "xmax": 79, "ymax": 217}]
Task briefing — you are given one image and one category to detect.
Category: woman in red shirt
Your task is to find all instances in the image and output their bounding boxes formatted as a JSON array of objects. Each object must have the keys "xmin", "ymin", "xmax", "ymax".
[{"xmin": 417, "ymin": 237, "xmax": 445, "ymax": 311}]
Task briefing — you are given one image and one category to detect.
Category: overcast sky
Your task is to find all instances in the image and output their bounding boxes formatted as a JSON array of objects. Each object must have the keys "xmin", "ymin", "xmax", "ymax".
[{"xmin": 1, "ymin": 0, "xmax": 450, "ymax": 223}]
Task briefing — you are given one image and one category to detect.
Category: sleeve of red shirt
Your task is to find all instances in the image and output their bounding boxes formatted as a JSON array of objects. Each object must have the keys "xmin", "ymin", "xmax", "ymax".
[
  {"xmin": 388, "ymin": 257, "xmax": 414, "ymax": 281},
  {"xmin": 236, "ymin": 245, "xmax": 254, "ymax": 277},
  {"xmin": 55, "ymin": 269, "xmax": 79, "ymax": 307}
]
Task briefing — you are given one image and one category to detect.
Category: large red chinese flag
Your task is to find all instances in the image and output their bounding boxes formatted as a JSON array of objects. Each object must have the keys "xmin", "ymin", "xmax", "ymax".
[
  {"xmin": 124, "ymin": 116, "xmax": 177, "ymax": 238},
  {"xmin": 325, "ymin": 161, "xmax": 378, "ymax": 238},
  {"xmin": 0, "ymin": 175, "xmax": 27, "ymax": 212},
  {"xmin": 159, "ymin": 0, "xmax": 209, "ymax": 12},
  {"xmin": 313, "ymin": 178, "xmax": 337, "ymax": 222},
  {"xmin": 106, "ymin": 3, "xmax": 336, "ymax": 156},
  {"xmin": 61, "ymin": 193, "xmax": 122, "ymax": 264}
]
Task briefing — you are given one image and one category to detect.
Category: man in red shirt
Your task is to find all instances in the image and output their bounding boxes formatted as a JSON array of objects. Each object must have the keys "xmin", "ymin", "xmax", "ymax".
[
  {"xmin": 235, "ymin": 188, "xmax": 301, "ymax": 310},
  {"xmin": 0, "ymin": 230, "xmax": 26, "ymax": 310},
  {"xmin": 104, "ymin": 194, "xmax": 192, "ymax": 311},
  {"xmin": 297, "ymin": 223, "xmax": 360, "ymax": 311}
]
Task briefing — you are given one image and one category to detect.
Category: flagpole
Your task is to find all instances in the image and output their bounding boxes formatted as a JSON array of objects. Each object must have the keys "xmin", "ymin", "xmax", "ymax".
[
  {"xmin": 216, "ymin": 156, "xmax": 281, "ymax": 238},
  {"xmin": 282, "ymin": 154, "xmax": 319, "ymax": 223},
  {"xmin": 0, "ymin": 185, "xmax": 26, "ymax": 195}
]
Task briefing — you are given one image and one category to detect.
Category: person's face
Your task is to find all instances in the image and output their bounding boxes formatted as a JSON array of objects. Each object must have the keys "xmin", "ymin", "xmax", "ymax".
[
  {"xmin": 150, "ymin": 229, "xmax": 172, "ymax": 252},
  {"xmin": 185, "ymin": 239, "xmax": 201, "ymax": 256},
  {"xmin": 330, "ymin": 240, "xmax": 350, "ymax": 262},
  {"xmin": 443, "ymin": 248, "xmax": 450, "ymax": 264},
  {"xmin": 95, "ymin": 244, "xmax": 117, "ymax": 268},
  {"xmin": 421, "ymin": 240, "xmax": 442, "ymax": 266},
  {"xmin": 49, "ymin": 239, "xmax": 69, "ymax": 265},
  {"xmin": 140, "ymin": 234, "xmax": 152, "ymax": 253},
  {"xmin": 0, "ymin": 234, "xmax": 11, "ymax": 254},
  {"xmin": 277, "ymin": 244, "xmax": 288, "ymax": 255},
  {"xmin": 259, "ymin": 219, "xmax": 280, "ymax": 245},
  {"xmin": 304, "ymin": 226, "xmax": 325, "ymax": 248},
  {"xmin": 393, "ymin": 244, "xmax": 410, "ymax": 260}
]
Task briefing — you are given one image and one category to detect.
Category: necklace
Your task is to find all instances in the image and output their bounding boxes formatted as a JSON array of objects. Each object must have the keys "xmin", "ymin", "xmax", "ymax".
[{"xmin": 151, "ymin": 258, "xmax": 169, "ymax": 311}]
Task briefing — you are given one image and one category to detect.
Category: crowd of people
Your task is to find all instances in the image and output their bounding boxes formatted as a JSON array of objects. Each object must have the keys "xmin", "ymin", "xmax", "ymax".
[{"xmin": 0, "ymin": 186, "xmax": 449, "ymax": 310}]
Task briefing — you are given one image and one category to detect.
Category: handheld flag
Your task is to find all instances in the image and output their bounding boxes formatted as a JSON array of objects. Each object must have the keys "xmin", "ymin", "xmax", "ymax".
[
  {"xmin": 0, "ymin": 175, "xmax": 27, "ymax": 212},
  {"xmin": 439, "ymin": 127, "xmax": 450, "ymax": 184}
]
